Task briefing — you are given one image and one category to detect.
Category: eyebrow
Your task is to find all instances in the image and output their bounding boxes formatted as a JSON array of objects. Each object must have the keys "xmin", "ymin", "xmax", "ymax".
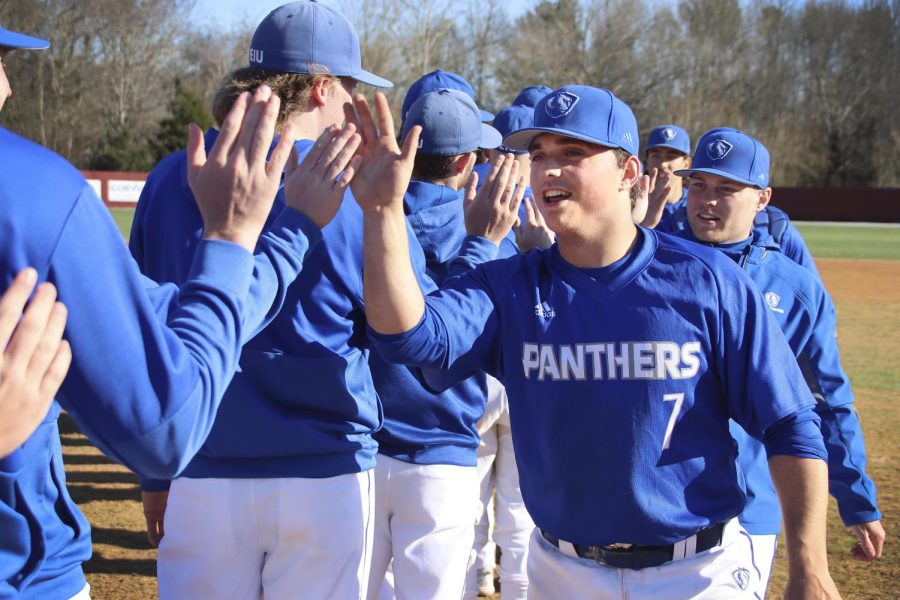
[{"xmin": 529, "ymin": 138, "xmax": 593, "ymax": 152}]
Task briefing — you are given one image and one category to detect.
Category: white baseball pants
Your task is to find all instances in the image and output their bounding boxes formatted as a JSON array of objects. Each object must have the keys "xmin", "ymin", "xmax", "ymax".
[
  {"xmin": 157, "ymin": 473, "xmax": 374, "ymax": 599},
  {"xmin": 747, "ymin": 533, "xmax": 778, "ymax": 599},
  {"xmin": 464, "ymin": 376, "xmax": 534, "ymax": 600},
  {"xmin": 526, "ymin": 520, "xmax": 763, "ymax": 599},
  {"xmin": 366, "ymin": 454, "xmax": 479, "ymax": 600}
]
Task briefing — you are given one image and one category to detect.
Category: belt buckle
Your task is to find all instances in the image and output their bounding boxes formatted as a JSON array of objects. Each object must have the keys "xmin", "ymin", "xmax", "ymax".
[{"xmin": 604, "ymin": 543, "xmax": 633, "ymax": 551}]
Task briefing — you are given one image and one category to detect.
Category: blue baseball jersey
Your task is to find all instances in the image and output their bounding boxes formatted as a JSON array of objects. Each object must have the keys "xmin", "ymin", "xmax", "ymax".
[
  {"xmin": 675, "ymin": 228, "xmax": 880, "ymax": 534},
  {"xmin": 131, "ymin": 136, "xmax": 441, "ymax": 488},
  {"xmin": 0, "ymin": 128, "xmax": 315, "ymax": 598},
  {"xmin": 370, "ymin": 227, "xmax": 826, "ymax": 546},
  {"xmin": 658, "ymin": 203, "xmax": 819, "ymax": 277}
]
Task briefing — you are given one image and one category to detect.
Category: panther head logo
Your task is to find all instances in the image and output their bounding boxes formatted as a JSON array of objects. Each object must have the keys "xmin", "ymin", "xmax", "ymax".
[
  {"xmin": 706, "ymin": 138, "xmax": 733, "ymax": 161},
  {"xmin": 661, "ymin": 127, "xmax": 676, "ymax": 141},
  {"xmin": 545, "ymin": 91, "xmax": 580, "ymax": 119}
]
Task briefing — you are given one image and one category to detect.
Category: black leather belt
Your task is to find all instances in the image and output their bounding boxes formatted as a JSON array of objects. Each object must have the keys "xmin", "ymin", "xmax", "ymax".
[{"xmin": 540, "ymin": 521, "xmax": 727, "ymax": 570}]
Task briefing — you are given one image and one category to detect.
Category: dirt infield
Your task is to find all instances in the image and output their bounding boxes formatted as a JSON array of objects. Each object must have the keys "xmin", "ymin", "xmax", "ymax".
[{"xmin": 64, "ymin": 258, "xmax": 899, "ymax": 599}]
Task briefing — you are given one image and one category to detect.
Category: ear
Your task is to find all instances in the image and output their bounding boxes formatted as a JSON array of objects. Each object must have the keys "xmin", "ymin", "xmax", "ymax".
[
  {"xmin": 756, "ymin": 187, "xmax": 772, "ymax": 211},
  {"xmin": 620, "ymin": 155, "xmax": 642, "ymax": 192},
  {"xmin": 456, "ymin": 152, "xmax": 476, "ymax": 175},
  {"xmin": 309, "ymin": 77, "xmax": 332, "ymax": 109}
]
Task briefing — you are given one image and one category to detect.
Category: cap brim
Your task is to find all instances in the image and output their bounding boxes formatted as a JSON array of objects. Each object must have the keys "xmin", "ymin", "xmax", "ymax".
[
  {"xmin": 479, "ymin": 124, "xmax": 502, "ymax": 150},
  {"xmin": 0, "ymin": 29, "xmax": 50, "ymax": 50},
  {"xmin": 351, "ymin": 69, "xmax": 393, "ymax": 89},
  {"xmin": 646, "ymin": 143, "xmax": 689, "ymax": 154},
  {"xmin": 503, "ymin": 126, "xmax": 619, "ymax": 153},
  {"xmin": 673, "ymin": 167, "xmax": 765, "ymax": 189},
  {"xmin": 480, "ymin": 109, "xmax": 494, "ymax": 122}
]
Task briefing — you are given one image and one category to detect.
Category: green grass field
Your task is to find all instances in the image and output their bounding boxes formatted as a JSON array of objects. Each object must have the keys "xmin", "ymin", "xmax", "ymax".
[
  {"xmin": 110, "ymin": 208, "xmax": 135, "ymax": 239},
  {"xmin": 73, "ymin": 212, "xmax": 899, "ymax": 598},
  {"xmin": 795, "ymin": 223, "xmax": 900, "ymax": 261}
]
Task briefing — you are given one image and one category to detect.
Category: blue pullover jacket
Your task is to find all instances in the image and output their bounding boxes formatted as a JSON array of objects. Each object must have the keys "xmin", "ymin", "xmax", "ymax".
[
  {"xmin": 676, "ymin": 228, "xmax": 880, "ymax": 534},
  {"xmin": 369, "ymin": 181, "xmax": 515, "ymax": 465},
  {"xmin": 0, "ymin": 128, "xmax": 316, "ymax": 598},
  {"xmin": 132, "ymin": 136, "xmax": 445, "ymax": 489}
]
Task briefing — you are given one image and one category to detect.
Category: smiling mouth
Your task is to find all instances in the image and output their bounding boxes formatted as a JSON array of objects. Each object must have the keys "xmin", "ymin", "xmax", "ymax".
[
  {"xmin": 696, "ymin": 212, "xmax": 719, "ymax": 223},
  {"xmin": 542, "ymin": 189, "xmax": 572, "ymax": 204}
]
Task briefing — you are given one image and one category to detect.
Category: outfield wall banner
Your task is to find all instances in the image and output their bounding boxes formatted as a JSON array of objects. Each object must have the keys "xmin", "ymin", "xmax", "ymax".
[{"xmin": 81, "ymin": 171, "xmax": 149, "ymax": 208}]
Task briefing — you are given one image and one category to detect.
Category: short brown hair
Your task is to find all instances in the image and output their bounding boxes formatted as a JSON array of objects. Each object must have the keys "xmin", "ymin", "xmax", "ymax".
[
  {"xmin": 613, "ymin": 148, "xmax": 640, "ymax": 207},
  {"xmin": 211, "ymin": 66, "xmax": 339, "ymax": 129},
  {"xmin": 412, "ymin": 153, "xmax": 466, "ymax": 182}
]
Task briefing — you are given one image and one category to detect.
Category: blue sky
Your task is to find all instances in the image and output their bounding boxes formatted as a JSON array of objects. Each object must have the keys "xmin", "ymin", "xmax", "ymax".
[{"xmin": 190, "ymin": 0, "xmax": 540, "ymax": 31}]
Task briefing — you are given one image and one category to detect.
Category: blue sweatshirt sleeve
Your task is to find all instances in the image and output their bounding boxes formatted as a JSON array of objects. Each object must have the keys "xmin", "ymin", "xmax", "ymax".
[
  {"xmin": 800, "ymin": 291, "xmax": 880, "ymax": 524},
  {"xmin": 51, "ymin": 187, "xmax": 312, "ymax": 479},
  {"xmin": 368, "ymin": 266, "xmax": 502, "ymax": 378}
]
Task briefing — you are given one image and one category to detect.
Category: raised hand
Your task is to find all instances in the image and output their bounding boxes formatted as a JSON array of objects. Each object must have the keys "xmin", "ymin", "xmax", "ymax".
[
  {"xmin": 515, "ymin": 197, "xmax": 556, "ymax": 252},
  {"xmin": 283, "ymin": 123, "xmax": 362, "ymax": 228},
  {"xmin": 463, "ymin": 154, "xmax": 527, "ymax": 245},
  {"xmin": 639, "ymin": 167, "xmax": 673, "ymax": 228},
  {"xmin": 342, "ymin": 92, "xmax": 420, "ymax": 214},
  {"xmin": 0, "ymin": 268, "xmax": 71, "ymax": 458},
  {"xmin": 187, "ymin": 85, "xmax": 297, "ymax": 253}
]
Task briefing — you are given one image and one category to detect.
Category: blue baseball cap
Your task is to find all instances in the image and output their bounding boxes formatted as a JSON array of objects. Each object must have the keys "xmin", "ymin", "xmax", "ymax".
[
  {"xmin": 402, "ymin": 69, "xmax": 493, "ymax": 122},
  {"xmin": 491, "ymin": 105, "xmax": 534, "ymax": 155},
  {"xmin": 249, "ymin": 1, "xmax": 392, "ymax": 88},
  {"xmin": 645, "ymin": 124, "xmax": 690, "ymax": 155},
  {"xmin": 674, "ymin": 127, "xmax": 770, "ymax": 189},
  {"xmin": 503, "ymin": 86, "xmax": 639, "ymax": 156},
  {"xmin": 0, "ymin": 24, "xmax": 49, "ymax": 50},
  {"xmin": 401, "ymin": 89, "xmax": 501, "ymax": 156},
  {"xmin": 513, "ymin": 85, "xmax": 553, "ymax": 108}
]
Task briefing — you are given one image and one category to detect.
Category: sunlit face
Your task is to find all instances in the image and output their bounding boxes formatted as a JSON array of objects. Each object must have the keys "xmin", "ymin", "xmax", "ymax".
[
  {"xmin": 529, "ymin": 133, "xmax": 630, "ymax": 239},
  {"xmin": 646, "ymin": 147, "xmax": 690, "ymax": 203},
  {"xmin": 686, "ymin": 172, "xmax": 770, "ymax": 244},
  {"xmin": 0, "ymin": 50, "xmax": 12, "ymax": 114}
]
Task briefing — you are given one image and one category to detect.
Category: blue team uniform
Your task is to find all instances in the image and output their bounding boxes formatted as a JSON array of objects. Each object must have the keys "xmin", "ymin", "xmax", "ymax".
[
  {"xmin": 0, "ymin": 128, "xmax": 316, "ymax": 598},
  {"xmin": 658, "ymin": 203, "xmax": 819, "ymax": 277},
  {"xmin": 674, "ymin": 228, "xmax": 880, "ymax": 534},
  {"xmin": 370, "ymin": 180, "xmax": 515, "ymax": 466},
  {"xmin": 131, "ymin": 137, "xmax": 442, "ymax": 489},
  {"xmin": 369, "ymin": 227, "xmax": 826, "ymax": 546}
]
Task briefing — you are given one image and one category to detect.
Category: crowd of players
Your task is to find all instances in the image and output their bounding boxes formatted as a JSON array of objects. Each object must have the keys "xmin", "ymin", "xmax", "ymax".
[{"xmin": 0, "ymin": 1, "xmax": 885, "ymax": 599}]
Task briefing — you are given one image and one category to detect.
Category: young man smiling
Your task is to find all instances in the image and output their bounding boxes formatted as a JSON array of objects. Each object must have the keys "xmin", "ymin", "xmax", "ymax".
[
  {"xmin": 673, "ymin": 127, "xmax": 884, "ymax": 598},
  {"xmin": 342, "ymin": 86, "xmax": 841, "ymax": 599}
]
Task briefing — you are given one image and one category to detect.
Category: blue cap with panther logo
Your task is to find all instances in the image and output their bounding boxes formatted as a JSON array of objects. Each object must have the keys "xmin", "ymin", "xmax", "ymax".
[
  {"xmin": 646, "ymin": 125, "xmax": 691, "ymax": 155},
  {"xmin": 674, "ymin": 127, "xmax": 770, "ymax": 189},
  {"xmin": 501, "ymin": 85, "xmax": 639, "ymax": 156}
]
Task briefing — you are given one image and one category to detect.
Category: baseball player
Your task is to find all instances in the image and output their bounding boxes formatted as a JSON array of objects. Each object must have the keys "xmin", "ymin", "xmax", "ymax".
[
  {"xmin": 365, "ymin": 88, "xmax": 520, "ymax": 600},
  {"xmin": 0, "ymin": 270, "xmax": 70, "ymax": 459},
  {"xmin": 0, "ymin": 20, "xmax": 361, "ymax": 599},
  {"xmin": 650, "ymin": 137, "xmax": 820, "ymax": 277},
  {"xmin": 639, "ymin": 125, "xmax": 691, "ymax": 228},
  {"xmin": 130, "ymin": 4, "xmax": 501, "ymax": 598},
  {"xmin": 672, "ymin": 127, "xmax": 884, "ymax": 595},
  {"xmin": 342, "ymin": 85, "xmax": 840, "ymax": 598}
]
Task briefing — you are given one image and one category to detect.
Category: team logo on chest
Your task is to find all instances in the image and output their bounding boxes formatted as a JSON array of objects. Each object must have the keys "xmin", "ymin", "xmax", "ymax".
[
  {"xmin": 732, "ymin": 567, "xmax": 750, "ymax": 591},
  {"xmin": 545, "ymin": 91, "xmax": 579, "ymax": 119},
  {"xmin": 534, "ymin": 301, "xmax": 556, "ymax": 319},
  {"xmin": 706, "ymin": 138, "xmax": 733, "ymax": 161},
  {"xmin": 521, "ymin": 341, "xmax": 701, "ymax": 381},
  {"xmin": 765, "ymin": 291, "xmax": 785, "ymax": 314}
]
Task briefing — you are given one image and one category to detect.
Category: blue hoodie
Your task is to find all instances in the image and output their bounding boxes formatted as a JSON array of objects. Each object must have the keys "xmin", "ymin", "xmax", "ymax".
[
  {"xmin": 675, "ymin": 228, "xmax": 880, "ymax": 534},
  {"xmin": 131, "ymin": 137, "xmax": 450, "ymax": 489},
  {"xmin": 0, "ymin": 128, "xmax": 316, "ymax": 598},
  {"xmin": 368, "ymin": 181, "xmax": 514, "ymax": 465}
]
